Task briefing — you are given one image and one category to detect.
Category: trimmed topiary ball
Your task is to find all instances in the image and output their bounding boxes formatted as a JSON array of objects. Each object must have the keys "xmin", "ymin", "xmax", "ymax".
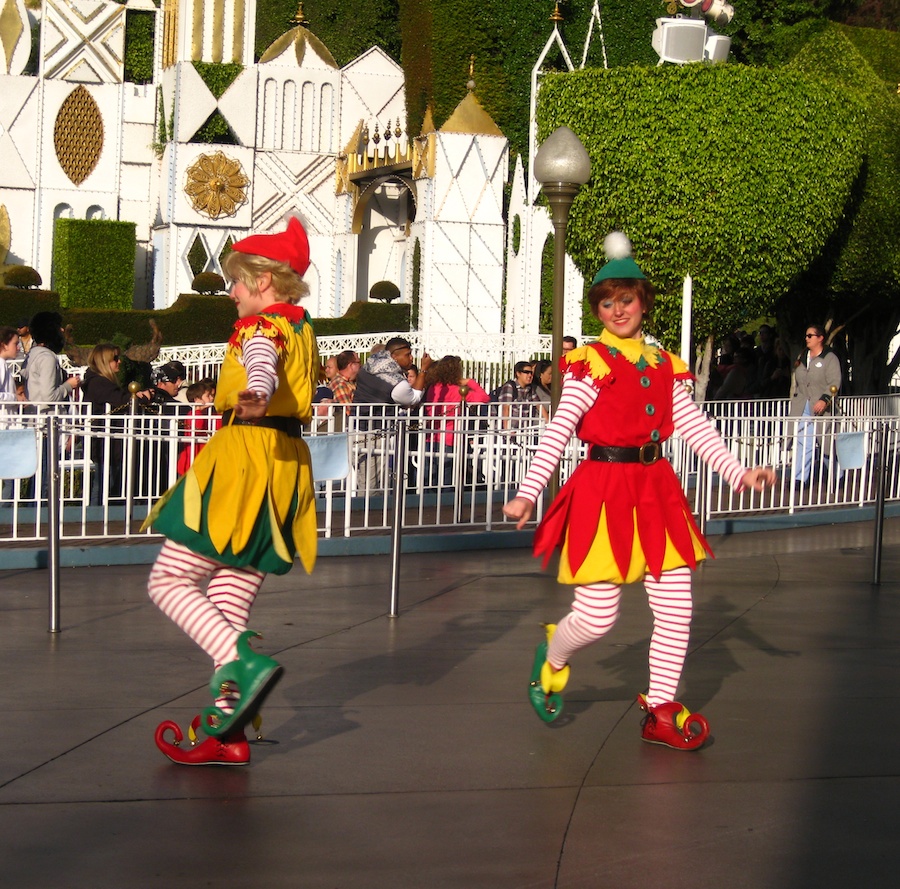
[
  {"xmin": 369, "ymin": 280, "xmax": 401, "ymax": 303},
  {"xmin": 3, "ymin": 265, "xmax": 42, "ymax": 289},
  {"xmin": 191, "ymin": 271, "xmax": 226, "ymax": 294}
]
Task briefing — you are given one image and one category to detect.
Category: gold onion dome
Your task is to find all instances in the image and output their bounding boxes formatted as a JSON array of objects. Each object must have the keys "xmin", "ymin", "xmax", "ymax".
[{"xmin": 259, "ymin": 3, "xmax": 338, "ymax": 67}]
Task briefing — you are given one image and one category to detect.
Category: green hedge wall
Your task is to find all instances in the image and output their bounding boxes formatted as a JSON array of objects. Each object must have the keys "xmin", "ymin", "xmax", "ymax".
[
  {"xmin": 784, "ymin": 23, "xmax": 900, "ymax": 392},
  {"xmin": 53, "ymin": 219, "xmax": 137, "ymax": 311},
  {"xmin": 0, "ymin": 291, "xmax": 409, "ymax": 347},
  {"xmin": 536, "ymin": 64, "xmax": 867, "ymax": 347}
]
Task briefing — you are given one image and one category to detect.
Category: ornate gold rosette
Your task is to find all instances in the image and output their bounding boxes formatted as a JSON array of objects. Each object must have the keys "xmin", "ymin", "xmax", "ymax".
[{"xmin": 184, "ymin": 151, "xmax": 249, "ymax": 219}]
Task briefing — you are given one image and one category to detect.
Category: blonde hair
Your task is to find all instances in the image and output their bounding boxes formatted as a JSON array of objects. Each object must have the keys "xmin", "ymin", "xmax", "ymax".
[
  {"xmin": 88, "ymin": 343, "xmax": 122, "ymax": 384},
  {"xmin": 222, "ymin": 251, "xmax": 310, "ymax": 304}
]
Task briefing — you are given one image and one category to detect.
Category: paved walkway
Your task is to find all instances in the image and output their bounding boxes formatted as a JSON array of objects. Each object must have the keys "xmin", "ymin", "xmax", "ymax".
[{"xmin": 1, "ymin": 520, "xmax": 898, "ymax": 888}]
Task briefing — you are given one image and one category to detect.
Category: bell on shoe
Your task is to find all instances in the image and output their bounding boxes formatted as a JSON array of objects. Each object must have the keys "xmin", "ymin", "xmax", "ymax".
[
  {"xmin": 528, "ymin": 623, "xmax": 570, "ymax": 723},
  {"xmin": 155, "ymin": 716, "xmax": 250, "ymax": 766},
  {"xmin": 637, "ymin": 693, "xmax": 710, "ymax": 751},
  {"xmin": 202, "ymin": 630, "xmax": 284, "ymax": 738}
]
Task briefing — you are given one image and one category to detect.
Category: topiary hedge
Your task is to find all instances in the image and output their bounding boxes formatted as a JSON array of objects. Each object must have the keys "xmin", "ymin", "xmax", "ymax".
[
  {"xmin": 0, "ymin": 291, "xmax": 410, "ymax": 346},
  {"xmin": 53, "ymin": 219, "xmax": 137, "ymax": 310},
  {"xmin": 536, "ymin": 64, "xmax": 867, "ymax": 347},
  {"xmin": 2, "ymin": 265, "xmax": 42, "ymax": 289}
]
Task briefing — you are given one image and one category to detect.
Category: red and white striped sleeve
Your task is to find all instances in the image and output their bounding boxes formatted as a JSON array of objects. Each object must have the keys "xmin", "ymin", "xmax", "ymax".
[
  {"xmin": 242, "ymin": 334, "xmax": 279, "ymax": 400},
  {"xmin": 515, "ymin": 375, "xmax": 598, "ymax": 503},
  {"xmin": 671, "ymin": 381, "xmax": 746, "ymax": 491}
]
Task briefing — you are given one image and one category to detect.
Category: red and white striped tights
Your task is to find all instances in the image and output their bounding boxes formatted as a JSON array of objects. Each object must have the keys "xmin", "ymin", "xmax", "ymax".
[
  {"xmin": 148, "ymin": 540, "xmax": 265, "ymax": 670},
  {"xmin": 547, "ymin": 565, "xmax": 694, "ymax": 707}
]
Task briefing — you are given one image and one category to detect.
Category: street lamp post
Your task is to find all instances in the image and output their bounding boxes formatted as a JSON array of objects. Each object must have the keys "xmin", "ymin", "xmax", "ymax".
[
  {"xmin": 533, "ymin": 126, "xmax": 591, "ymax": 410},
  {"xmin": 533, "ymin": 126, "xmax": 591, "ymax": 497}
]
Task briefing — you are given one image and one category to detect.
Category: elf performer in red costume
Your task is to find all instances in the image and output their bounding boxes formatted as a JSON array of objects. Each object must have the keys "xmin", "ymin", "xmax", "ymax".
[
  {"xmin": 503, "ymin": 234, "xmax": 776, "ymax": 750},
  {"xmin": 145, "ymin": 217, "xmax": 319, "ymax": 765}
]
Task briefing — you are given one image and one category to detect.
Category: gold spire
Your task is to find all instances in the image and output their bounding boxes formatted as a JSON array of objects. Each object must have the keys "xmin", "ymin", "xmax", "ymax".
[
  {"xmin": 550, "ymin": 1, "xmax": 564, "ymax": 24},
  {"xmin": 292, "ymin": 3, "xmax": 309, "ymax": 28}
]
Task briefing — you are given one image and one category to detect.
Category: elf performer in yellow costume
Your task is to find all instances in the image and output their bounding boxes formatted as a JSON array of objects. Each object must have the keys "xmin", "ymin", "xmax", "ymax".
[
  {"xmin": 503, "ymin": 233, "xmax": 776, "ymax": 750},
  {"xmin": 146, "ymin": 217, "xmax": 319, "ymax": 766}
]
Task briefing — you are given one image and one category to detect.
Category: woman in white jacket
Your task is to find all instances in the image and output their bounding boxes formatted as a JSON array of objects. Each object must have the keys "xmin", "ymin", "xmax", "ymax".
[{"xmin": 790, "ymin": 324, "xmax": 842, "ymax": 485}]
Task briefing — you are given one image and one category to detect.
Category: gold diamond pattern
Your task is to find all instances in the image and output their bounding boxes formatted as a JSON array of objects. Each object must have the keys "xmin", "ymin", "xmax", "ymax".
[
  {"xmin": 0, "ymin": 0, "xmax": 24, "ymax": 74},
  {"xmin": 54, "ymin": 85, "xmax": 104, "ymax": 186}
]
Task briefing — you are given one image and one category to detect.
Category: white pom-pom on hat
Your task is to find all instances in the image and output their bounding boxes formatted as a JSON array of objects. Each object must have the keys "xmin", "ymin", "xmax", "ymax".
[{"xmin": 603, "ymin": 231, "xmax": 633, "ymax": 260}]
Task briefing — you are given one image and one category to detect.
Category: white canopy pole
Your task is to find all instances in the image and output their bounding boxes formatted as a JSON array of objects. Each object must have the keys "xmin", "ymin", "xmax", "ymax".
[{"xmin": 680, "ymin": 274, "xmax": 692, "ymax": 367}]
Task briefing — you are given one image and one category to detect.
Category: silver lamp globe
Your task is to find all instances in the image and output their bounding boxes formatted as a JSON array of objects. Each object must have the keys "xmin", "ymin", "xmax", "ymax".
[{"xmin": 533, "ymin": 126, "xmax": 592, "ymax": 187}]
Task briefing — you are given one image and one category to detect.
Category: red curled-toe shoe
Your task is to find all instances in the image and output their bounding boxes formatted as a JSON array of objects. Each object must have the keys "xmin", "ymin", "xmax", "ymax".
[
  {"xmin": 637, "ymin": 693, "xmax": 710, "ymax": 751},
  {"xmin": 155, "ymin": 715, "xmax": 250, "ymax": 766}
]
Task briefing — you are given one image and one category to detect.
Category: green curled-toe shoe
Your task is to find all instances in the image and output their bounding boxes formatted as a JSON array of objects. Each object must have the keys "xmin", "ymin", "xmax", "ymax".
[{"xmin": 202, "ymin": 631, "xmax": 283, "ymax": 738}]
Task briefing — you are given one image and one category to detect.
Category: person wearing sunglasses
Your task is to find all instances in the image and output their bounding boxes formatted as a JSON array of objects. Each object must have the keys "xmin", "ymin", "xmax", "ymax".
[
  {"xmin": 81, "ymin": 343, "xmax": 148, "ymax": 505},
  {"xmin": 790, "ymin": 325, "xmax": 842, "ymax": 485}
]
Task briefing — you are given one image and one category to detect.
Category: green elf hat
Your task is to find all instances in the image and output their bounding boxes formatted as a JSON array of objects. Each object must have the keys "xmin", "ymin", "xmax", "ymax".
[{"xmin": 591, "ymin": 232, "xmax": 646, "ymax": 285}]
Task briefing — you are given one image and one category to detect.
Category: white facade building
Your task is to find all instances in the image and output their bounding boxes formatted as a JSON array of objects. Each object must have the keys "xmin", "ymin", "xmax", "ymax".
[{"xmin": 0, "ymin": 0, "xmax": 586, "ymax": 340}]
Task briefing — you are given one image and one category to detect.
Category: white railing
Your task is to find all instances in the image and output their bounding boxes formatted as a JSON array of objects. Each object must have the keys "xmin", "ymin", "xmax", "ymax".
[{"xmin": 2, "ymin": 396, "xmax": 899, "ymax": 550}]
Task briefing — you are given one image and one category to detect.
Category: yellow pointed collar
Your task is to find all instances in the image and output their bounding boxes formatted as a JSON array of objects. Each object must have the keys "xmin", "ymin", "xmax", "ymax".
[{"xmin": 599, "ymin": 328, "xmax": 663, "ymax": 368}]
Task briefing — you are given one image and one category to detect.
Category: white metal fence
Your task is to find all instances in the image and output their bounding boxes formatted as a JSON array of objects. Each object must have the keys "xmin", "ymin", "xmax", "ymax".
[{"xmin": 2, "ymin": 395, "xmax": 899, "ymax": 552}]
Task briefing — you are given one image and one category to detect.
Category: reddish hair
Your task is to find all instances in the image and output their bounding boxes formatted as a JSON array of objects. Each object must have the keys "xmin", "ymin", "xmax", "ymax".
[{"xmin": 587, "ymin": 278, "xmax": 656, "ymax": 318}]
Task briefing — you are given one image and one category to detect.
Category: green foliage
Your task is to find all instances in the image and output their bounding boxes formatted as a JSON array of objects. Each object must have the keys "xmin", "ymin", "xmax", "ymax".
[
  {"xmin": 124, "ymin": 9, "xmax": 155, "ymax": 84},
  {"xmin": 154, "ymin": 86, "xmax": 168, "ymax": 156},
  {"xmin": 2, "ymin": 265, "xmax": 42, "ymax": 289},
  {"xmin": 411, "ymin": 239, "xmax": 421, "ymax": 329},
  {"xmin": 186, "ymin": 63, "xmax": 243, "ymax": 143},
  {"xmin": 336, "ymin": 300, "xmax": 410, "ymax": 334},
  {"xmin": 785, "ymin": 23, "xmax": 900, "ymax": 393},
  {"xmin": 255, "ymin": 0, "xmax": 402, "ymax": 65},
  {"xmin": 53, "ymin": 219, "xmax": 137, "ymax": 311},
  {"xmin": 724, "ymin": 1, "xmax": 869, "ymax": 65},
  {"xmin": 193, "ymin": 110, "xmax": 238, "ymax": 145},
  {"xmin": 188, "ymin": 237, "xmax": 209, "ymax": 276},
  {"xmin": 0, "ymin": 293, "xmax": 410, "ymax": 345},
  {"xmin": 369, "ymin": 280, "xmax": 401, "ymax": 303},
  {"xmin": 191, "ymin": 272, "xmax": 226, "ymax": 294},
  {"xmin": 24, "ymin": 18, "xmax": 40, "ymax": 76},
  {"xmin": 511, "ymin": 215, "xmax": 521, "ymax": 254},
  {"xmin": 839, "ymin": 20, "xmax": 900, "ymax": 83},
  {"xmin": 400, "ymin": 1, "xmax": 661, "ymax": 160},
  {"xmin": 192, "ymin": 62, "xmax": 243, "ymax": 99},
  {"xmin": 0, "ymin": 288, "xmax": 58, "ymax": 327},
  {"xmin": 539, "ymin": 234, "xmax": 553, "ymax": 335},
  {"xmin": 536, "ymin": 65, "xmax": 867, "ymax": 349}
]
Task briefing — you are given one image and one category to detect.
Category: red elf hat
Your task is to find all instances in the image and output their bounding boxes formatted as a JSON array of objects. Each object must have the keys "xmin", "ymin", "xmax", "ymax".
[{"xmin": 231, "ymin": 216, "xmax": 310, "ymax": 276}]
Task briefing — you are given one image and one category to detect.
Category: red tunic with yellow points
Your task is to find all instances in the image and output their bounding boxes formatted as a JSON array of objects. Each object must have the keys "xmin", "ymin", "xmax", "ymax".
[{"xmin": 533, "ymin": 332, "xmax": 711, "ymax": 585}]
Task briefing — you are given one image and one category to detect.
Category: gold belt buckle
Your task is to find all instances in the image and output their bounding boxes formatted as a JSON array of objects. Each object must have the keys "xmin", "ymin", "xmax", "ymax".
[{"xmin": 639, "ymin": 442, "xmax": 660, "ymax": 465}]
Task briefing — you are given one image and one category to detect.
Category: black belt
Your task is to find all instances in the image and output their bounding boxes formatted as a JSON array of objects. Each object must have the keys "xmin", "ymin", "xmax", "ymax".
[
  {"xmin": 589, "ymin": 443, "xmax": 662, "ymax": 465},
  {"xmin": 221, "ymin": 410, "xmax": 302, "ymax": 438}
]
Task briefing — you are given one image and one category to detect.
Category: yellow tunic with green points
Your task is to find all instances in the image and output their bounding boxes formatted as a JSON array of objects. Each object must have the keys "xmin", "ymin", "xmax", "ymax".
[{"xmin": 145, "ymin": 303, "xmax": 319, "ymax": 575}]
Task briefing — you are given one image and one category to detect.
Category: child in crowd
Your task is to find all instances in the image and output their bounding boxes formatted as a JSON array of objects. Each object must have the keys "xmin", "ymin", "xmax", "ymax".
[{"xmin": 176, "ymin": 378, "xmax": 220, "ymax": 475}]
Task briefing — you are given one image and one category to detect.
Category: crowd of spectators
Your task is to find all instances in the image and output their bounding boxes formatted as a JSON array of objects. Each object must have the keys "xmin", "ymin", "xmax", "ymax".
[
  {"xmin": 707, "ymin": 324, "xmax": 792, "ymax": 401},
  {"xmin": 1, "ymin": 317, "xmax": 816, "ymax": 504}
]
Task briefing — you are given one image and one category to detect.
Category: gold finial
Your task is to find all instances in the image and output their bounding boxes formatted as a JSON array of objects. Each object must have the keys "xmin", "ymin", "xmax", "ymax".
[
  {"xmin": 395, "ymin": 121, "xmax": 403, "ymax": 140},
  {"xmin": 550, "ymin": 1, "xmax": 565, "ymax": 24},
  {"xmin": 372, "ymin": 122, "xmax": 380, "ymax": 145},
  {"xmin": 384, "ymin": 119, "xmax": 392, "ymax": 143},
  {"xmin": 467, "ymin": 54, "xmax": 476, "ymax": 92},
  {"xmin": 292, "ymin": 2, "xmax": 309, "ymax": 28}
]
